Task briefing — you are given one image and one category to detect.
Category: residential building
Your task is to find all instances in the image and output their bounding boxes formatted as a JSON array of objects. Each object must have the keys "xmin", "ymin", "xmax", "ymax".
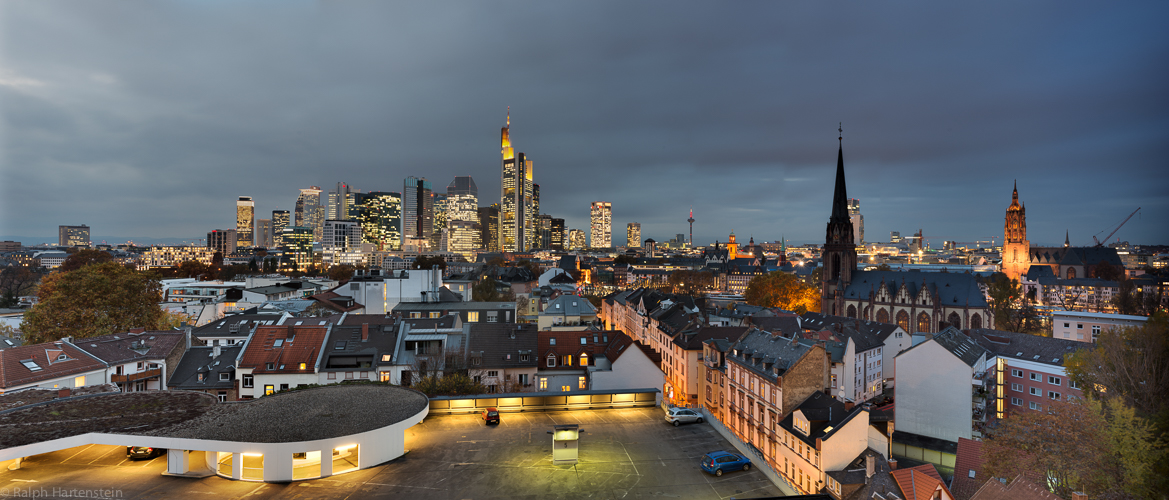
[
  {"xmin": 271, "ymin": 210, "xmax": 290, "ymax": 247},
  {"xmin": 58, "ymin": 225, "xmax": 90, "ymax": 247},
  {"xmin": 590, "ymin": 332, "xmax": 665, "ymax": 392},
  {"xmin": 893, "ymin": 327, "xmax": 988, "ymax": 473},
  {"xmin": 590, "ymin": 201, "xmax": 612, "ymax": 248},
  {"xmin": 168, "ymin": 344, "xmax": 243, "ymax": 402},
  {"xmin": 193, "ymin": 312, "xmax": 289, "ymax": 347},
  {"xmin": 392, "ymin": 316, "xmax": 464, "ymax": 386},
  {"xmin": 295, "ymin": 187, "xmax": 324, "ymax": 241},
  {"xmin": 627, "ymin": 222, "xmax": 641, "ymax": 248},
  {"xmin": 33, "ymin": 251, "xmax": 66, "ymax": 269},
  {"xmin": 74, "ymin": 330, "xmax": 186, "ymax": 393},
  {"xmin": 0, "ymin": 339, "xmax": 107, "ymax": 393},
  {"xmin": 241, "ymin": 285, "xmax": 302, "ymax": 303},
  {"xmin": 1050, "ymin": 310, "xmax": 1147, "ymax": 342},
  {"xmin": 236, "ymin": 196, "xmax": 255, "ymax": 248},
  {"xmin": 799, "ymin": 313, "xmax": 911, "ymax": 393},
  {"xmin": 725, "ymin": 328, "xmax": 829, "ymax": 422},
  {"xmin": 319, "ymin": 315, "xmax": 400, "ymax": 385},
  {"xmin": 142, "ymin": 245, "xmax": 215, "ymax": 269},
  {"xmin": 466, "ymin": 323, "xmax": 539, "ymax": 392},
  {"xmin": 664, "ymin": 326, "xmax": 746, "ymax": 405},
  {"xmin": 236, "ymin": 324, "xmax": 332, "ymax": 398},
  {"xmin": 536, "ymin": 294, "xmax": 597, "ymax": 330},
  {"xmin": 336, "ymin": 267, "xmax": 448, "ymax": 316},
  {"xmin": 772, "ymin": 392, "xmax": 878, "ymax": 495},
  {"xmin": 701, "ymin": 338, "xmax": 733, "ymax": 424},
  {"xmin": 499, "ymin": 112, "xmax": 536, "ymax": 253},
  {"xmin": 207, "ymin": 229, "xmax": 237, "ymax": 257},
  {"xmin": 890, "ymin": 464, "xmax": 955, "ymax": 500},
  {"xmin": 966, "ymin": 328, "xmax": 1086, "ymax": 419},
  {"xmin": 394, "ymin": 301, "xmax": 516, "ymax": 324},
  {"xmin": 0, "ymin": 241, "xmax": 20, "ymax": 253},
  {"xmin": 534, "ymin": 329, "xmax": 662, "ymax": 393}
]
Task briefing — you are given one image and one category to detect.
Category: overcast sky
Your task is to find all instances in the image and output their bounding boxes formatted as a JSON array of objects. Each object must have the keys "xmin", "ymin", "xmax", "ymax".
[{"xmin": 2, "ymin": 1, "xmax": 1167, "ymax": 248}]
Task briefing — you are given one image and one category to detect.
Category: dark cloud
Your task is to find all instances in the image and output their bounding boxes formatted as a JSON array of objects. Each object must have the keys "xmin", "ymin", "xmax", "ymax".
[{"xmin": 2, "ymin": 1, "xmax": 1167, "ymax": 247}]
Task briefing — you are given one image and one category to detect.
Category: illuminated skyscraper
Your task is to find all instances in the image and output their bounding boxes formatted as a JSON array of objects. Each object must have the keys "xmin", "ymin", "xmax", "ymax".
[
  {"xmin": 447, "ymin": 177, "xmax": 480, "ymax": 259},
  {"xmin": 537, "ymin": 214, "xmax": 552, "ymax": 249},
  {"xmin": 590, "ymin": 202, "xmax": 612, "ymax": 248},
  {"xmin": 848, "ymin": 198, "xmax": 864, "ymax": 245},
  {"xmin": 550, "ymin": 218, "xmax": 565, "ymax": 250},
  {"xmin": 236, "ymin": 196, "xmax": 255, "ymax": 248},
  {"xmin": 272, "ymin": 210, "xmax": 290, "ymax": 248},
  {"xmin": 479, "ymin": 205, "xmax": 499, "ymax": 253},
  {"xmin": 58, "ymin": 225, "xmax": 90, "ymax": 247},
  {"xmin": 207, "ymin": 229, "xmax": 237, "ymax": 257},
  {"xmin": 626, "ymin": 222, "xmax": 641, "ymax": 248},
  {"xmin": 499, "ymin": 110, "xmax": 535, "ymax": 252},
  {"xmin": 328, "ymin": 183, "xmax": 352, "ymax": 221},
  {"xmin": 323, "ymin": 220, "xmax": 362, "ymax": 251},
  {"xmin": 356, "ymin": 192, "xmax": 402, "ymax": 251},
  {"xmin": 295, "ymin": 187, "xmax": 323, "ymax": 241},
  {"xmin": 403, "ymin": 177, "xmax": 433, "ymax": 250},
  {"xmin": 430, "ymin": 192, "xmax": 447, "ymax": 251},
  {"xmin": 568, "ymin": 229, "xmax": 586, "ymax": 251},
  {"xmin": 281, "ymin": 226, "xmax": 314, "ymax": 270}
]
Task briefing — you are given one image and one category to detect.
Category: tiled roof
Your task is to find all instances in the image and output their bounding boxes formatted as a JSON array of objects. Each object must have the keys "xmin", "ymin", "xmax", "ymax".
[
  {"xmin": 746, "ymin": 315, "xmax": 802, "ymax": 336},
  {"xmin": 193, "ymin": 313, "xmax": 286, "ymax": 339},
  {"xmin": 728, "ymin": 328, "xmax": 817, "ymax": 381},
  {"xmin": 466, "ymin": 323, "xmax": 539, "ymax": 370},
  {"xmin": 602, "ymin": 331, "xmax": 660, "ymax": 366},
  {"xmin": 965, "ymin": 328, "xmax": 1086, "ymax": 367},
  {"xmin": 891, "ymin": 464, "xmax": 952, "ymax": 500},
  {"xmin": 825, "ymin": 448, "xmax": 901, "ymax": 500},
  {"xmin": 321, "ymin": 322, "xmax": 398, "ymax": 371},
  {"xmin": 0, "ymin": 341, "xmax": 107, "ymax": 389},
  {"xmin": 898, "ymin": 326, "xmax": 986, "ymax": 367},
  {"xmin": 951, "ymin": 437, "xmax": 985, "ymax": 500},
  {"xmin": 537, "ymin": 330, "xmax": 607, "ymax": 369},
  {"xmin": 778, "ymin": 391, "xmax": 866, "ymax": 448},
  {"xmin": 969, "ymin": 475, "xmax": 1061, "ymax": 500},
  {"xmin": 308, "ymin": 291, "xmax": 364, "ymax": 313},
  {"xmin": 539, "ymin": 294, "xmax": 596, "ymax": 318},
  {"xmin": 168, "ymin": 345, "xmax": 242, "ymax": 390},
  {"xmin": 238, "ymin": 325, "xmax": 330, "ymax": 374},
  {"xmin": 74, "ymin": 331, "xmax": 184, "ymax": 365},
  {"xmin": 671, "ymin": 326, "xmax": 748, "ymax": 351}
]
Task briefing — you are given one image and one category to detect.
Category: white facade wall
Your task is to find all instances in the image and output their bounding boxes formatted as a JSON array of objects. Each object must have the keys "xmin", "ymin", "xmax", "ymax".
[
  {"xmin": 880, "ymin": 328, "xmax": 911, "ymax": 384},
  {"xmin": 895, "ymin": 341, "xmax": 980, "ymax": 442},
  {"xmin": 4, "ymin": 368, "xmax": 108, "ymax": 393},
  {"xmin": 1052, "ymin": 310, "xmax": 1146, "ymax": 343},
  {"xmin": 591, "ymin": 347, "xmax": 665, "ymax": 391}
]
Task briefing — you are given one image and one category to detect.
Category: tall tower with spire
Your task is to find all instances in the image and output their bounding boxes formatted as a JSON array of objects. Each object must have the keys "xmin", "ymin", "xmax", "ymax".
[
  {"xmin": 1002, "ymin": 181, "xmax": 1030, "ymax": 282},
  {"xmin": 499, "ymin": 108, "xmax": 535, "ymax": 252},
  {"xmin": 687, "ymin": 208, "xmax": 695, "ymax": 247},
  {"xmin": 821, "ymin": 125, "xmax": 858, "ymax": 315}
]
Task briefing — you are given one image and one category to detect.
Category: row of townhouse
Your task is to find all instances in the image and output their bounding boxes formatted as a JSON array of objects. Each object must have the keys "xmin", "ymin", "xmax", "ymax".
[{"xmin": 0, "ymin": 330, "xmax": 186, "ymax": 394}]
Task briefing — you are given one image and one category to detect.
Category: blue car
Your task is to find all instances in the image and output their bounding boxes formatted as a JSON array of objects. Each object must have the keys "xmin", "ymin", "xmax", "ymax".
[{"xmin": 701, "ymin": 450, "xmax": 751, "ymax": 476}]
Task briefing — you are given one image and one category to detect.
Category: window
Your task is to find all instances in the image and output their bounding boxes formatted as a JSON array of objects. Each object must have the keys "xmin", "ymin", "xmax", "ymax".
[
  {"xmin": 487, "ymin": 311, "xmax": 498, "ymax": 322},
  {"xmin": 74, "ymin": 375, "xmax": 85, "ymax": 387},
  {"xmin": 1069, "ymin": 379, "xmax": 1080, "ymax": 390},
  {"xmin": 1011, "ymin": 397, "xmax": 1023, "ymax": 406},
  {"xmin": 137, "ymin": 362, "xmax": 145, "ymax": 370},
  {"xmin": 579, "ymin": 376, "xmax": 587, "ymax": 390},
  {"xmin": 218, "ymin": 391, "xmax": 227, "ymax": 403},
  {"xmin": 519, "ymin": 374, "xmax": 529, "ymax": 386},
  {"xmin": 328, "ymin": 372, "xmax": 336, "ymax": 380},
  {"xmin": 1064, "ymin": 322, "xmax": 1070, "ymax": 328},
  {"xmin": 546, "ymin": 353, "xmax": 556, "ymax": 367},
  {"xmin": 266, "ymin": 362, "xmax": 275, "ymax": 370},
  {"xmin": 1011, "ymin": 383, "xmax": 1023, "ymax": 392},
  {"xmin": 1049, "ymin": 391, "xmax": 1061, "ymax": 400},
  {"xmin": 345, "ymin": 372, "xmax": 354, "ymax": 379},
  {"xmin": 1029, "ymin": 401, "xmax": 1041, "ymax": 410},
  {"xmin": 1029, "ymin": 386, "xmax": 1040, "ymax": 396},
  {"xmin": 280, "ymin": 383, "xmax": 289, "ymax": 391},
  {"xmin": 1049, "ymin": 376, "xmax": 1061, "ymax": 386},
  {"xmin": 1092, "ymin": 325, "xmax": 1101, "ymax": 341},
  {"xmin": 219, "ymin": 372, "xmax": 231, "ymax": 381},
  {"xmin": 1077, "ymin": 323, "xmax": 1083, "ymax": 329},
  {"xmin": 409, "ymin": 312, "xmax": 421, "ymax": 319},
  {"xmin": 561, "ymin": 385, "xmax": 571, "ymax": 392},
  {"xmin": 1030, "ymin": 372, "xmax": 1039, "ymax": 381},
  {"xmin": 1011, "ymin": 369, "xmax": 1023, "ymax": 378},
  {"xmin": 264, "ymin": 385, "xmax": 275, "ymax": 396},
  {"xmin": 299, "ymin": 362, "xmax": 307, "ymax": 370},
  {"xmin": 487, "ymin": 370, "xmax": 498, "ymax": 377},
  {"xmin": 429, "ymin": 312, "xmax": 441, "ymax": 318},
  {"xmin": 580, "ymin": 353, "xmax": 588, "ymax": 366},
  {"xmin": 242, "ymin": 375, "xmax": 254, "ymax": 388},
  {"xmin": 520, "ymin": 352, "xmax": 530, "ymax": 363},
  {"xmin": 381, "ymin": 354, "xmax": 391, "ymax": 362},
  {"xmin": 549, "ymin": 338, "xmax": 556, "ymax": 345},
  {"xmin": 561, "ymin": 355, "xmax": 573, "ymax": 366},
  {"xmin": 468, "ymin": 311, "xmax": 479, "ymax": 322}
]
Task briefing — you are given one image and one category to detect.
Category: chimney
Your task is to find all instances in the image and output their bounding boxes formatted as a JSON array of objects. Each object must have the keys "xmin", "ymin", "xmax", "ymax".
[
  {"xmin": 183, "ymin": 323, "xmax": 192, "ymax": 350},
  {"xmin": 1071, "ymin": 493, "xmax": 1087, "ymax": 500},
  {"xmin": 362, "ymin": 323, "xmax": 369, "ymax": 342},
  {"xmin": 213, "ymin": 345, "xmax": 221, "ymax": 358},
  {"xmin": 130, "ymin": 327, "xmax": 146, "ymax": 334},
  {"xmin": 888, "ymin": 458, "xmax": 898, "ymax": 470},
  {"xmin": 58, "ymin": 388, "xmax": 71, "ymax": 398},
  {"xmin": 845, "ymin": 401, "xmax": 855, "ymax": 412},
  {"xmin": 865, "ymin": 453, "xmax": 875, "ymax": 480}
]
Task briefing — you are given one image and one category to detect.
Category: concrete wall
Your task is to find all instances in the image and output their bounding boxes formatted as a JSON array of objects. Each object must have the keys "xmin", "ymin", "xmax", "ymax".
[
  {"xmin": 895, "ymin": 341, "xmax": 972, "ymax": 442},
  {"xmin": 780, "ymin": 344, "xmax": 828, "ymax": 416}
]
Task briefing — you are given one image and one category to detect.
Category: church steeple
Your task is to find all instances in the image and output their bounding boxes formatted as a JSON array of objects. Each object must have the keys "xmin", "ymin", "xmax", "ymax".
[
  {"xmin": 1064, "ymin": 230, "xmax": 1070, "ymax": 248},
  {"xmin": 830, "ymin": 124, "xmax": 849, "ymax": 223},
  {"xmin": 822, "ymin": 124, "xmax": 858, "ymax": 316}
]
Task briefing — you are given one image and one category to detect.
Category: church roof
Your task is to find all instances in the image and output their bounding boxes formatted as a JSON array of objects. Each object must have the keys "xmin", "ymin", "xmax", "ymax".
[{"xmin": 840, "ymin": 270, "xmax": 988, "ymax": 307}]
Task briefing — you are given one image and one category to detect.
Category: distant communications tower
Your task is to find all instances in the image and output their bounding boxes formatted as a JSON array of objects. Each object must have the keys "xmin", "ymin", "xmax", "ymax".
[{"xmin": 687, "ymin": 208, "xmax": 695, "ymax": 247}]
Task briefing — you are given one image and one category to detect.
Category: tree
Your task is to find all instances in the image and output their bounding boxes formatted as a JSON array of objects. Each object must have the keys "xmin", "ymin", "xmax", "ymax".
[
  {"xmin": 413, "ymin": 255, "xmax": 447, "ymax": 271},
  {"xmin": 1094, "ymin": 260, "xmax": 1124, "ymax": 282},
  {"xmin": 987, "ymin": 273, "xmax": 1023, "ymax": 332},
  {"xmin": 174, "ymin": 260, "xmax": 214, "ymax": 279},
  {"xmin": 875, "ymin": 263, "xmax": 892, "ymax": 271},
  {"xmin": 328, "ymin": 264, "xmax": 356, "ymax": 282},
  {"xmin": 58, "ymin": 249, "xmax": 113, "ymax": 272},
  {"xmin": 1065, "ymin": 311, "xmax": 1169, "ymax": 424},
  {"xmin": 613, "ymin": 254, "xmax": 636, "ymax": 266},
  {"xmin": 20, "ymin": 262, "xmax": 166, "ymax": 343},
  {"xmin": 472, "ymin": 276, "xmax": 503, "ymax": 302},
  {"xmin": 668, "ymin": 269, "xmax": 714, "ymax": 295},
  {"xmin": 1113, "ymin": 278, "xmax": 1141, "ymax": 315},
  {"xmin": 0, "ymin": 266, "xmax": 41, "ymax": 307},
  {"xmin": 744, "ymin": 271, "xmax": 820, "ymax": 314}
]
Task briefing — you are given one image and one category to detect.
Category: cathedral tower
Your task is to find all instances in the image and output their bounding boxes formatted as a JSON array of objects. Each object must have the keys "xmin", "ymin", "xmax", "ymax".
[
  {"xmin": 1002, "ymin": 181, "xmax": 1030, "ymax": 282},
  {"xmin": 821, "ymin": 126, "xmax": 858, "ymax": 315}
]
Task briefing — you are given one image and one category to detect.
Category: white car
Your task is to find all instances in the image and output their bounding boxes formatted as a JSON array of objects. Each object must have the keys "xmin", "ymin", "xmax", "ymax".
[{"xmin": 664, "ymin": 407, "xmax": 704, "ymax": 426}]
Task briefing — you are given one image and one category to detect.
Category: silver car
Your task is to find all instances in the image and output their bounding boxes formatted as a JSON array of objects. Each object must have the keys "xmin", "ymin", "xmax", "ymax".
[{"xmin": 664, "ymin": 407, "xmax": 704, "ymax": 426}]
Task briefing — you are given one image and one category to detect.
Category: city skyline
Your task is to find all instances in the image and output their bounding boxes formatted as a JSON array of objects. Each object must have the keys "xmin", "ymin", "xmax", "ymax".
[{"xmin": 2, "ymin": 2, "xmax": 1167, "ymax": 247}]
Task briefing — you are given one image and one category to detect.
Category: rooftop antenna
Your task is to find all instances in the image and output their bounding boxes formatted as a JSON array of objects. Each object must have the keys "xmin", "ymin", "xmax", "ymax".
[{"xmin": 507, "ymin": 106, "xmax": 510, "ymax": 127}]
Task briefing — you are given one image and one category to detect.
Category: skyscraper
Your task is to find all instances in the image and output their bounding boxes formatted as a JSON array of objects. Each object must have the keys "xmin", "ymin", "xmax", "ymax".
[
  {"xmin": 256, "ymin": 219, "xmax": 272, "ymax": 248},
  {"xmin": 236, "ymin": 196, "xmax": 255, "ymax": 248},
  {"xmin": 568, "ymin": 229, "xmax": 586, "ymax": 251},
  {"xmin": 499, "ymin": 111, "xmax": 535, "ymax": 253},
  {"xmin": 323, "ymin": 220, "xmax": 362, "ymax": 251},
  {"xmin": 403, "ymin": 176, "xmax": 433, "ymax": 250},
  {"xmin": 281, "ymin": 226, "xmax": 314, "ymax": 271},
  {"xmin": 58, "ymin": 225, "xmax": 90, "ymax": 247},
  {"xmin": 356, "ymin": 192, "xmax": 403, "ymax": 251},
  {"xmin": 847, "ymin": 198, "xmax": 864, "ymax": 245},
  {"xmin": 295, "ymin": 187, "xmax": 323, "ymax": 241},
  {"xmin": 327, "ymin": 183, "xmax": 352, "ymax": 221},
  {"xmin": 590, "ymin": 202, "xmax": 612, "ymax": 248},
  {"xmin": 272, "ymin": 210, "xmax": 290, "ymax": 248},
  {"xmin": 550, "ymin": 218, "xmax": 565, "ymax": 250},
  {"xmin": 626, "ymin": 222, "xmax": 641, "ymax": 248},
  {"xmin": 447, "ymin": 177, "xmax": 480, "ymax": 259},
  {"xmin": 478, "ymin": 205, "xmax": 500, "ymax": 253},
  {"xmin": 537, "ymin": 214, "xmax": 553, "ymax": 249},
  {"xmin": 430, "ymin": 192, "xmax": 448, "ymax": 251},
  {"xmin": 207, "ymin": 229, "xmax": 237, "ymax": 257}
]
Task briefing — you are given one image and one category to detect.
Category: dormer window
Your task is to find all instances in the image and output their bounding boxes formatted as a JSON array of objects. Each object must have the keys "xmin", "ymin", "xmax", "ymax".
[
  {"xmin": 266, "ymin": 362, "xmax": 275, "ymax": 370},
  {"xmin": 793, "ymin": 412, "xmax": 810, "ymax": 436},
  {"xmin": 546, "ymin": 353, "xmax": 556, "ymax": 367},
  {"xmin": 549, "ymin": 338, "xmax": 556, "ymax": 345},
  {"xmin": 57, "ymin": 354, "xmax": 68, "ymax": 361},
  {"xmin": 299, "ymin": 362, "xmax": 307, "ymax": 370},
  {"xmin": 580, "ymin": 353, "xmax": 588, "ymax": 366}
]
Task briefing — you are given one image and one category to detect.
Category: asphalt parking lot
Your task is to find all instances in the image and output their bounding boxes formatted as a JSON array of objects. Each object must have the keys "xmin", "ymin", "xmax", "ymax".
[{"xmin": 0, "ymin": 406, "xmax": 782, "ymax": 499}]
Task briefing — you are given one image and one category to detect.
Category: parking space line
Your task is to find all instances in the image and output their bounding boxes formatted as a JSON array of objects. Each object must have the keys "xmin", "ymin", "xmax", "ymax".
[{"xmin": 60, "ymin": 444, "xmax": 93, "ymax": 464}]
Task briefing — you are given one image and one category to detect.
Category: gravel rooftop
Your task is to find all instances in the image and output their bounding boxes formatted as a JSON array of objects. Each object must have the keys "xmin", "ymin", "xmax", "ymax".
[{"xmin": 0, "ymin": 384, "xmax": 428, "ymax": 448}]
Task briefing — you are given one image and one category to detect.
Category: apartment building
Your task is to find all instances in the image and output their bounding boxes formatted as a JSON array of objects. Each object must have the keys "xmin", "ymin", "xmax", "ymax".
[
  {"xmin": 965, "ymin": 328, "xmax": 1086, "ymax": 418},
  {"xmin": 1050, "ymin": 310, "xmax": 1147, "ymax": 343},
  {"xmin": 663, "ymin": 326, "xmax": 746, "ymax": 405}
]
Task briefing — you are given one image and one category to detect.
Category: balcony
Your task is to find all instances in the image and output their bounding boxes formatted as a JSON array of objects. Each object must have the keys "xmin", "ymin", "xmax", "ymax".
[{"xmin": 112, "ymin": 368, "xmax": 161, "ymax": 384}]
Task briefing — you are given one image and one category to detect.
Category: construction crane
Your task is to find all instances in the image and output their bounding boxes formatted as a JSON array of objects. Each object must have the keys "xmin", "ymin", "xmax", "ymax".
[{"xmin": 1093, "ymin": 207, "xmax": 1141, "ymax": 247}]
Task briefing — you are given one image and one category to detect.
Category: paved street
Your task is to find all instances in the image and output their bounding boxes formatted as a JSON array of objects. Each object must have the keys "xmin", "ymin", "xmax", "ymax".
[{"xmin": 0, "ymin": 407, "xmax": 782, "ymax": 499}]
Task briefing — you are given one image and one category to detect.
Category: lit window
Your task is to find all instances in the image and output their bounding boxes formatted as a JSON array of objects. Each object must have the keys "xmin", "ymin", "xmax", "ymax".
[
  {"xmin": 539, "ymin": 377, "xmax": 547, "ymax": 390},
  {"xmin": 429, "ymin": 312, "xmax": 441, "ymax": 319},
  {"xmin": 74, "ymin": 375, "xmax": 85, "ymax": 387},
  {"xmin": 580, "ymin": 353, "xmax": 588, "ymax": 366},
  {"xmin": 468, "ymin": 312, "xmax": 479, "ymax": 322},
  {"xmin": 264, "ymin": 385, "xmax": 274, "ymax": 395},
  {"xmin": 381, "ymin": 354, "xmax": 391, "ymax": 362},
  {"xmin": 579, "ymin": 376, "xmax": 587, "ymax": 390},
  {"xmin": 299, "ymin": 362, "xmax": 307, "ymax": 370}
]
